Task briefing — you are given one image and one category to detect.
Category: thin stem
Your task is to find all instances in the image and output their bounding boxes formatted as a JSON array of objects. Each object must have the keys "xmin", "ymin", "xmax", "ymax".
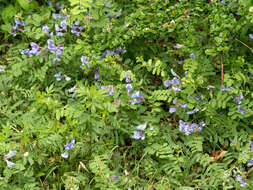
[
  {"xmin": 235, "ymin": 38, "xmax": 253, "ymax": 52},
  {"xmin": 220, "ymin": 52, "xmax": 224, "ymax": 88}
]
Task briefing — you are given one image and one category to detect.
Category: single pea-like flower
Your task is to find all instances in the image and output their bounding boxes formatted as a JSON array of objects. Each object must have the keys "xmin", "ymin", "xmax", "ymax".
[
  {"xmin": 114, "ymin": 99, "xmax": 121, "ymax": 106},
  {"xmin": 171, "ymin": 86, "xmax": 181, "ymax": 92},
  {"xmin": 130, "ymin": 91, "xmax": 144, "ymax": 104},
  {"xmin": 247, "ymin": 159, "xmax": 253, "ymax": 167},
  {"xmin": 169, "ymin": 107, "xmax": 177, "ymax": 113},
  {"xmin": 54, "ymin": 73, "xmax": 62, "ymax": 81},
  {"xmin": 107, "ymin": 174, "xmax": 120, "ymax": 182},
  {"xmin": 234, "ymin": 93, "xmax": 243, "ymax": 104},
  {"xmin": 249, "ymin": 34, "xmax": 253, "ymax": 39},
  {"xmin": 173, "ymin": 44, "xmax": 183, "ymax": 49},
  {"xmin": 42, "ymin": 25, "xmax": 50, "ymax": 33},
  {"xmin": 94, "ymin": 71, "xmax": 99, "ymax": 80},
  {"xmin": 180, "ymin": 104, "xmax": 187, "ymax": 108},
  {"xmin": 6, "ymin": 160, "xmax": 15, "ymax": 168},
  {"xmin": 136, "ymin": 123, "xmax": 147, "ymax": 131},
  {"xmin": 177, "ymin": 60, "xmax": 183, "ymax": 65},
  {"xmin": 126, "ymin": 84, "xmax": 132, "ymax": 94},
  {"xmin": 190, "ymin": 53, "xmax": 195, "ymax": 59},
  {"xmin": 101, "ymin": 85, "xmax": 114, "ymax": 95},
  {"xmin": 132, "ymin": 131, "xmax": 145, "ymax": 140},
  {"xmin": 0, "ymin": 66, "xmax": 4, "ymax": 72},
  {"xmin": 164, "ymin": 80, "xmax": 171, "ymax": 87},
  {"xmin": 61, "ymin": 138, "xmax": 75, "ymax": 159},
  {"xmin": 186, "ymin": 108, "xmax": 199, "ymax": 115},
  {"xmin": 250, "ymin": 141, "xmax": 253, "ymax": 150},
  {"xmin": 221, "ymin": 87, "xmax": 233, "ymax": 91},
  {"xmin": 238, "ymin": 105, "xmax": 246, "ymax": 115}
]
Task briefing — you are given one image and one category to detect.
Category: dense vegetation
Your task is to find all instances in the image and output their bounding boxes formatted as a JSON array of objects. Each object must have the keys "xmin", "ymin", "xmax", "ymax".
[{"xmin": 0, "ymin": 0, "xmax": 253, "ymax": 189}]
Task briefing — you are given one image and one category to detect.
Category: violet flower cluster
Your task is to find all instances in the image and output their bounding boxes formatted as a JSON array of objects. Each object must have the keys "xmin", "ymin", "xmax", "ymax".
[
  {"xmin": 54, "ymin": 73, "xmax": 71, "ymax": 81},
  {"xmin": 12, "ymin": 19, "xmax": 26, "ymax": 36},
  {"xmin": 132, "ymin": 123, "xmax": 147, "ymax": 140},
  {"xmin": 234, "ymin": 93, "xmax": 246, "ymax": 115},
  {"xmin": 71, "ymin": 21, "xmax": 84, "ymax": 36},
  {"xmin": 130, "ymin": 91, "xmax": 144, "ymax": 104},
  {"xmin": 101, "ymin": 85, "xmax": 114, "ymax": 96},
  {"xmin": 164, "ymin": 69, "xmax": 181, "ymax": 92},
  {"xmin": 61, "ymin": 138, "xmax": 75, "ymax": 159},
  {"xmin": 20, "ymin": 42, "xmax": 41, "ymax": 57},
  {"xmin": 236, "ymin": 175, "xmax": 247, "ymax": 187},
  {"xmin": 179, "ymin": 120, "xmax": 205, "ymax": 135},
  {"xmin": 47, "ymin": 39, "xmax": 64, "ymax": 62},
  {"xmin": 100, "ymin": 47, "xmax": 126, "ymax": 59}
]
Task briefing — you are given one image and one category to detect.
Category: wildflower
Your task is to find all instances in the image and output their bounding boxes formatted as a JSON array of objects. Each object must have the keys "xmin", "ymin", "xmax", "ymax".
[
  {"xmin": 249, "ymin": 34, "xmax": 253, "ymax": 39},
  {"xmin": 61, "ymin": 137, "xmax": 75, "ymax": 159},
  {"xmin": 107, "ymin": 174, "xmax": 120, "ymax": 182},
  {"xmin": 24, "ymin": 152, "xmax": 29, "ymax": 157},
  {"xmin": 101, "ymin": 85, "xmax": 114, "ymax": 95},
  {"xmin": 81, "ymin": 56, "xmax": 88, "ymax": 65},
  {"xmin": 130, "ymin": 91, "xmax": 144, "ymax": 104},
  {"xmin": 247, "ymin": 159, "xmax": 253, "ymax": 167},
  {"xmin": 64, "ymin": 75, "xmax": 71, "ymax": 81},
  {"xmin": 236, "ymin": 175, "xmax": 247, "ymax": 187},
  {"xmin": 180, "ymin": 104, "xmax": 187, "ymax": 108},
  {"xmin": 52, "ymin": 13, "xmax": 64, "ymax": 19},
  {"xmin": 6, "ymin": 160, "xmax": 15, "ymax": 168},
  {"xmin": 171, "ymin": 86, "xmax": 181, "ymax": 92},
  {"xmin": 186, "ymin": 108, "xmax": 199, "ymax": 115},
  {"xmin": 173, "ymin": 44, "xmax": 183, "ymax": 49},
  {"xmin": 136, "ymin": 123, "xmax": 147, "ymax": 131},
  {"xmin": 164, "ymin": 80, "xmax": 171, "ymax": 87},
  {"xmin": 234, "ymin": 93, "xmax": 243, "ymax": 104},
  {"xmin": 94, "ymin": 71, "xmax": 99, "ymax": 80},
  {"xmin": 30, "ymin": 42, "xmax": 41, "ymax": 55},
  {"xmin": 188, "ymin": 96, "xmax": 201, "ymax": 101},
  {"xmin": 54, "ymin": 73, "xmax": 62, "ymax": 81},
  {"xmin": 179, "ymin": 120, "xmax": 205, "ymax": 135},
  {"xmin": 6, "ymin": 150, "xmax": 17, "ymax": 159},
  {"xmin": 238, "ymin": 105, "xmax": 246, "ymax": 115},
  {"xmin": 0, "ymin": 66, "xmax": 4, "ymax": 72},
  {"xmin": 169, "ymin": 107, "xmax": 177, "ymax": 113},
  {"xmin": 55, "ymin": 2, "xmax": 64, "ymax": 9},
  {"xmin": 132, "ymin": 131, "xmax": 145, "ymax": 140},
  {"xmin": 221, "ymin": 87, "xmax": 233, "ymax": 91},
  {"xmin": 42, "ymin": 25, "xmax": 50, "ymax": 34},
  {"xmin": 250, "ymin": 141, "xmax": 253, "ymax": 150},
  {"xmin": 68, "ymin": 86, "xmax": 76, "ymax": 93},
  {"xmin": 126, "ymin": 84, "xmax": 132, "ymax": 94},
  {"xmin": 177, "ymin": 60, "xmax": 183, "ymax": 65},
  {"xmin": 114, "ymin": 99, "xmax": 121, "ymax": 106},
  {"xmin": 190, "ymin": 53, "xmax": 195, "ymax": 59}
]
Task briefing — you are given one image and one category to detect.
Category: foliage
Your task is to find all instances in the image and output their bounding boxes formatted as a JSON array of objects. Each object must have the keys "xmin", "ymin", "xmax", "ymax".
[{"xmin": 0, "ymin": 0, "xmax": 253, "ymax": 189}]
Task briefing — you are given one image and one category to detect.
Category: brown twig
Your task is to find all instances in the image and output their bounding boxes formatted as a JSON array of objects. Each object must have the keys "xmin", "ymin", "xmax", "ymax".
[
  {"xmin": 220, "ymin": 52, "xmax": 224, "ymax": 88},
  {"xmin": 235, "ymin": 38, "xmax": 253, "ymax": 52}
]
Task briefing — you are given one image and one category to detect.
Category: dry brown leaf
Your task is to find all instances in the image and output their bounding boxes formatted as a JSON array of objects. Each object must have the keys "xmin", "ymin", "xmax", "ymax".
[{"xmin": 210, "ymin": 150, "xmax": 227, "ymax": 161}]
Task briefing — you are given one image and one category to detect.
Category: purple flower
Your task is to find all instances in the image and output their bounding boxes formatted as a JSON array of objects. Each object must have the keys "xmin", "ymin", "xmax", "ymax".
[
  {"xmin": 42, "ymin": 25, "xmax": 49, "ymax": 33},
  {"xmin": 238, "ymin": 105, "xmax": 246, "ymax": 115},
  {"xmin": 30, "ymin": 42, "xmax": 41, "ymax": 55},
  {"xmin": 188, "ymin": 96, "xmax": 201, "ymax": 101},
  {"xmin": 177, "ymin": 60, "xmax": 183, "ymax": 65},
  {"xmin": 94, "ymin": 71, "xmax": 99, "ymax": 80},
  {"xmin": 186, "ymin": 108, "xmax": 199, "ymax": 115},
  {"xmin": 52, "ymin": 13, "xmax": 64, "ymax": 19},
  {"xmin": 172, "ymin": 99, "xmax": 177, "ymax": 105},
  {"xmin": 180, "ymin": 104, "xmax": 187, "ymax": 108},
  {"xmin": 15, "ymin": 19, "xmax": 25, "ymax": 26},
  {"xmin": 250, "ymin": 141, "xmax": 253, "ymax": 150},
  {"xmin": 171, "ymin": 77, "xmax": 179, "ymax": 85},
  {"xmin": 125, "ymin": 75, "xmax": 131, "ymax": 83},
  {"xmin": 190, "ymin": 53, "xmax": 195, "ymax": 59},
  {"xmin": 136, "ymin": 123, "xmax": 147, "ymax": 131},
  {"xmin": 61, "ymin": 151, "xmax": 69, "ymax": 158},
  {"xmin": 0, "ymin": 66, "xmax": 3, "ymax": 72},
  {"xmin": 173, "ymin": 44, "xmax": 183, "ymax": 49},
  {"xmin": 126, "ymin": 84, "xmax": 132, "ymax": 94},
  {"xmin": 249, "ymin": 34, "xmax": 253, "ymax": 39},
  {"xmin": 234, "ymin": 93, "xmax": 243, "ymax": 104},
  {"xmin": 132, "ymin": 131, "xmax": 145, "ymax": 140},
  {"xmin": 6, "ymin": 150, "xmax": 17, "ymax": 159},
  {"xmin": 169, "ymin": 107, "xmax": 177, "ymax": 113},
  {"xmin": 130, "ymin": 91, "xmax": 144, "ymax": 104},
  {"xmin": 236, "ymin": 175, "xmax": 247, "ymax": 187},
  {"xmin": 247, "ymin": 159, "xmax": 253, "ymax": 166},
  {"xmin": 54, "ymin": 73, "xmax": 62, "ymax": 81},
  {"xmin": 164, "ymin": 80, "xmax": 171, "ymax": 87},
  {"xmin": 171, "ymin": 86, "xmax": 181, "ymax": 92},
  {"xmin": 64, "ymin": 138, "xmax": 75, "ymax": 150},
  {"xmin": 114, "ymin": 99, "xmax": 121, "ymax": 106},
  {"xmin": 221, "ymin": 87, "xmax": 233, "ymax": 91},
  {"xmin": 101, "ymin": 85, "xmax": 114, "ymax": 95},
  {"xmin": 179, "ymin": 120, "xmax": 205, "ymax": 135},
  {"xmin": 115, "ymin": 47, "xmax": 126, "ymax": 54},
  {"xmin": 81, "ymin": 56, "xmax": 88, "ymax": 65},
  {"xmin": 20, "ymin": 49, "xmax": 30, "ymax": 55},
  {"xmin": 107, "ymin": 174, "xmax": 120, "ymax": 182}
]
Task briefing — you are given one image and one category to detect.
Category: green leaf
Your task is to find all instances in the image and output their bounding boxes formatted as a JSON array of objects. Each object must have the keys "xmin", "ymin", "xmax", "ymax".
[{"xmin": 17, "ymin": 0, "xmax": 30, "ymax": 10}]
